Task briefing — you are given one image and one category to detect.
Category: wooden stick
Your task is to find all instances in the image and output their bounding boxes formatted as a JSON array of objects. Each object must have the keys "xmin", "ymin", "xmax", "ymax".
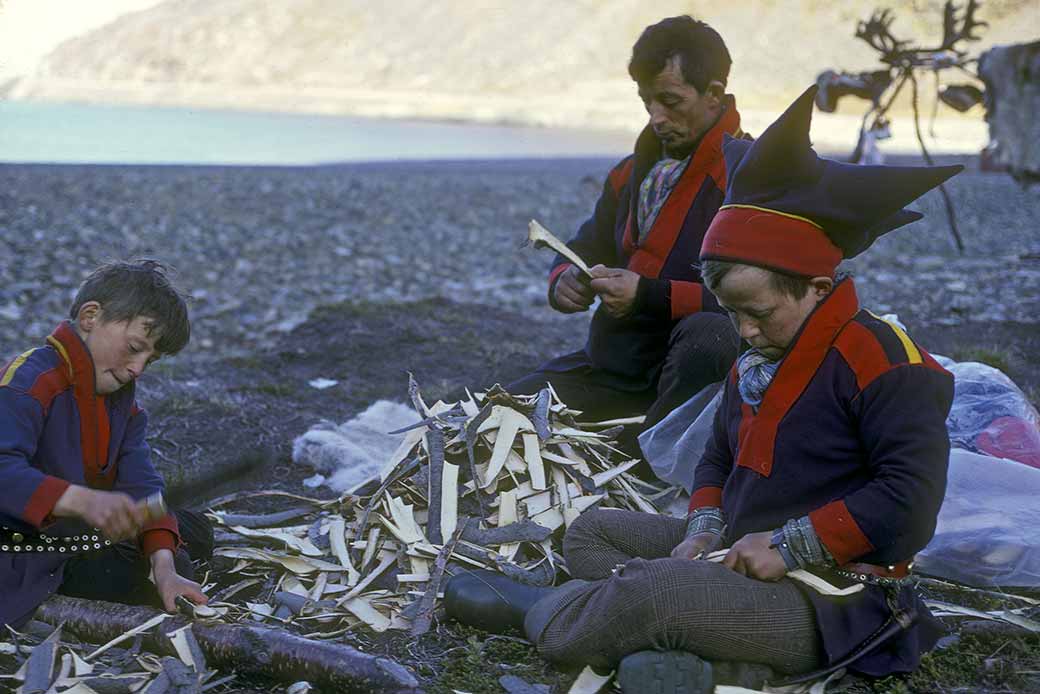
[{"xmin": 34, "ymin": 596, "xmax": 421, "ymax": 694}]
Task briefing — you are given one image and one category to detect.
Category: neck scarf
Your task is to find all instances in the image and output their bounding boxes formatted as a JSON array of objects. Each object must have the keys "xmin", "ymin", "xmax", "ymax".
[
  {"xmin": 637, "ymin": 154, "xmax": 690, "ymax": 235},
  {"xmin": 736, "ymin": 348, "xmax": 782, "ymax": 408}
]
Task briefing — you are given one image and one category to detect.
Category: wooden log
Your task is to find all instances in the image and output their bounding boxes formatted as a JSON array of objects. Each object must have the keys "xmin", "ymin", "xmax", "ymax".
[{"xmin": 34, "ymin": 596, "xmax": 422, "ymax": 694}]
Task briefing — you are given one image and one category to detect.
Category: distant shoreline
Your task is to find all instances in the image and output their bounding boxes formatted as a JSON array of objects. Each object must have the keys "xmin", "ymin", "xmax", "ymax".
[{"xmin": 8, "ymin": 77, "xmax": 989, "ymax": 156}]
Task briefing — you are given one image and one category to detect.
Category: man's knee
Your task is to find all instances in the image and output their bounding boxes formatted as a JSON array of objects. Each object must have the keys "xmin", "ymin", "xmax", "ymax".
[{"xmin": 668, "ymin": 313, "xmax": 741, "ymax": 375}]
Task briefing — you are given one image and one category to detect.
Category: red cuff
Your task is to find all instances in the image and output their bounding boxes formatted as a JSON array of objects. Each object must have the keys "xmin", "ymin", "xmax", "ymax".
[
  {"xmin": 23, "ymin": 476, "xmax": 71, "ymax": 529},
  {"xmin": 688, "ymin": 486, "xmax": 723, "ymax": 512},
  {"xmin": 548, "ymin": 263, "xmax": 573, "ymax": 289},
  {"xmin": 139, "ymin": 513, "xmax": 181, "ymax": 556},
  {"xmin": 809, "ymin": 500, "xmax": 874, "ymax": 565},
  {"xmin": 670, "ymin": 281, "xmax": 703, "ymax": 320}
]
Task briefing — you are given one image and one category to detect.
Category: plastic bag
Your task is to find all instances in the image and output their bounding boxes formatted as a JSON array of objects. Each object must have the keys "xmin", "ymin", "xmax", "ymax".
[
  {"xmin": 936, "ymin": 356, "xmax": 1040, "ymax": 469},
  {"xmin": 639, "ymin": 382, "xmax": 722, "ymax": 492},
  {"xmin": 916, "ymin": 449, "xmax": 1040, "ymax": 587}
]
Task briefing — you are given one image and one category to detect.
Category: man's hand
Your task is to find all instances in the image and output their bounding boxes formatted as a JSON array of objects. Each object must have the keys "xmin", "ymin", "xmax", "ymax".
[
  {"xmin": 670, "ymin": 531, "xmax": 720, "ymax": 560},
  {"xmin": 722, "ymin": 531, "xmax": 788, "ymax": 581},
  {"xmin": 150, "ymin": 549, "xmax": 209, "ymax": 613},
  {"xmin": 552, "ymin": 265, "xmax": 596, "ymax": 313},
  {"xmin": 588, "ymin": 265, "xmax": 641, "ymax": 319},
  {"xmin": 53, "ymin": 486, "xmax": 149, "ymax": 542}
]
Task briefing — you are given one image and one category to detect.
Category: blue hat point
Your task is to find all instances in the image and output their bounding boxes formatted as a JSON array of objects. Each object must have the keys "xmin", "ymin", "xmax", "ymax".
[{"xmin": 721, "ymin": 85, "xmax": 963, "ymax": 259}]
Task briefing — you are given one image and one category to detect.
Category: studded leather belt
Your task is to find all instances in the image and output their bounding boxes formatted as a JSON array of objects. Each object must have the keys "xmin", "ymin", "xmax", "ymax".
[
  {"xmin": 0, "ymin": 526, "xmax": 112, "ymax": 554},
  {"xmin": 834, "ymin": 559, "xmax": 913, "ymax": 586}
]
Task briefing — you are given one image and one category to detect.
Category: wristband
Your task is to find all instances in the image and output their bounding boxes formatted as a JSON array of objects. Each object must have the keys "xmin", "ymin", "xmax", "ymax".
[{"xmin": 770, "ymin": 528, "xmax": 800, "ymax": 571}]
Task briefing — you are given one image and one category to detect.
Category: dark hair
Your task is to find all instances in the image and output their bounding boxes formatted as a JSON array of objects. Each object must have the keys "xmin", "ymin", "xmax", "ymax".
[
  {"xmin": 70, "ymin": 259, "xmax": 191, "ymax": 355},
  {"xmin": 628, "ymin": 16, "xmax": 731, "ymax": 92},
  {"xmin": 701, "ymin": 259, "xmax": 812, "ymax": 300}
]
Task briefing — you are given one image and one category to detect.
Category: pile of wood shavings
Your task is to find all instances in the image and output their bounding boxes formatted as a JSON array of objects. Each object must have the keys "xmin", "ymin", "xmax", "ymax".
[{"xmin": 202, "ymin": 380, "xmax": 673, "ymax": 639}]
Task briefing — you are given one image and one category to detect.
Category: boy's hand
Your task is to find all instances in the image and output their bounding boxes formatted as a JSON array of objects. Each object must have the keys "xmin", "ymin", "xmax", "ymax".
[
  {"xmin": 671, "ymin": 532, "xmax": 720, "ymax": 560},
  {"xmin": 53, "ymin": 486, "xmax": 149, "ymax": 542},
  {"xmin": 722, "ymin": 531, "xmax": 788, "ymax": 581},
  {"xmin": 150, "ymin": 549, "xmax": 209, "ymax": 613},
  {"xmin": 588, "ymin": 265, "xmax": 640, "ymax": 319},
  {"xmin": 552, "ymin": 265, "xmax": 596, "ymax": 313}
]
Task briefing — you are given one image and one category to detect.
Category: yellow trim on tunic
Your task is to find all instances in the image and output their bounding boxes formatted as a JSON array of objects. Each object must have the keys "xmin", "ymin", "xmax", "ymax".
[
  {"xmin": 0, "ymin": 350, "xmax": 35, "ymax": 387},
  {"xmin": 718, "ymin": 203, "xmax": 824, "ymax": 229},
  {"xmin": 867, "ymin": 311, "xmax": 923, "ymax": 365},
  {"xmin": 46, "ymin": 336, "xmax": 75, "ymax": 379}
]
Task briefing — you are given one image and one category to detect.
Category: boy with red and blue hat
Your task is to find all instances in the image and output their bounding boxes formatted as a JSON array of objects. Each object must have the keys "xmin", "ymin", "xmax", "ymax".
[{"xmin": 445, "ymin": 86, "xmax": 961, "ymax": 692}]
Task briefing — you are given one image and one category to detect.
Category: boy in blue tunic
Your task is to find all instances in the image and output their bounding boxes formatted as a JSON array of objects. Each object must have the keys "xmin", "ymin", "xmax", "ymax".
[
  {"xmin": 444, "ymin": 87, "xmax": 961, "ymax": 692},
  {"xmin": 1, "ymin": 260, "xmax": 212, "ymax": 629}
]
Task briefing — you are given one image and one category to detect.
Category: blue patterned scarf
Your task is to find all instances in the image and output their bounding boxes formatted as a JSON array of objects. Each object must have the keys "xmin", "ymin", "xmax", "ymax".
[{"xmin": 736, "ymin": 348, "xmax": 783, "ymax": 408}]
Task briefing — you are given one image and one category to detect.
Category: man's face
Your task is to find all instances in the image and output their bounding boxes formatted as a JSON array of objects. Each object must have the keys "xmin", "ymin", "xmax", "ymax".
[
  {"xmin": 77, "ymin": 304, "xmax": 162, "ymax": 394},
  {"xmin": 713, "ymin": 265, "xmax": 831, "ymax": 361},
  {"xmin": 637, "ymin": 56, "xmax": 720, "ymax": 158}
]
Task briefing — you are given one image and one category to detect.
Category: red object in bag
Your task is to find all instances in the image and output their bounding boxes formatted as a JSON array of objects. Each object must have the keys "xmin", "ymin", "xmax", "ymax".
[{"xmin": 975, "ymin": 416, "xmax": 1040, "ymax": 469}]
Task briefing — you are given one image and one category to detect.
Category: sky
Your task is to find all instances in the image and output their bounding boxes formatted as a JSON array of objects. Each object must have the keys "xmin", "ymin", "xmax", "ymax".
[{"xmin": 0, "ymin": 0, "xmax": 162, "ymax": 80}]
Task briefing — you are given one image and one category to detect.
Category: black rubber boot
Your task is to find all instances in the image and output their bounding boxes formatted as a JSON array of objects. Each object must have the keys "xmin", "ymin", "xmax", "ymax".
[
  {"xmin": 442, "ymin": 569, "xmax": 557, "ymax": 633},
  {"xmin": 616, "ymin": 650, "xmax": 714, "ymax": 694}
]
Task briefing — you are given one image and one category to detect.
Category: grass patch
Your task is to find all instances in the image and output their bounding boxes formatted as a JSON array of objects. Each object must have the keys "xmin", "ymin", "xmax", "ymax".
[
  {"xmin": 426, "ymin": 628, "xmax": 563, "ymax": 694},
  {"xmin": 946, "ymin": 345, "xmax": 1014, "ymax": 374}
]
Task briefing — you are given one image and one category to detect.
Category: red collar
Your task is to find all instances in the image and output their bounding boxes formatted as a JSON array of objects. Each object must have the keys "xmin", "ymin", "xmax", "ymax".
[
  {"xmin": 47, "ymin": 321, "xmax": 97, "ymax": 392},
  {"xmin": 734, "ymin": 279, "xmax": 859, "ymax": 477},
  {"xmin": 690, "ymin": 95, "xmax": 742, "ymax": 174},
  {"xmin": 47, "ymin": 321, "xmax": 116, "ymax": 488}
]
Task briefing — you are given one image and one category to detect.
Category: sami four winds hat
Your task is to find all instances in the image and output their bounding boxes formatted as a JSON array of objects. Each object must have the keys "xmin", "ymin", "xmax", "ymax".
[{"xmin": 700, "ymin": 85, "xmax": 963, "ymax": 277}]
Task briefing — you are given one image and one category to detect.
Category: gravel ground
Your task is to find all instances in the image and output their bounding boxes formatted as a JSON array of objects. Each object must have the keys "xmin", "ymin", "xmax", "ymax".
[{"xmin": 1, "ymin": 155, "xmax": 1036, "ymax": 361}]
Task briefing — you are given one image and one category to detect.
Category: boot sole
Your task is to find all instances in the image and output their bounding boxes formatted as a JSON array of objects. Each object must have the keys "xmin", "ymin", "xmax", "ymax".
[{"xmin": 616, "ymin": 650, "xmax": 713, "ymax": 694}]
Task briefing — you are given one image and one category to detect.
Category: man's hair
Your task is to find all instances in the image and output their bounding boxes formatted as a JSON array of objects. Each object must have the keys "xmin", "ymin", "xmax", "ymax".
[
  {"xmin": 69, "ymin": 259, "xmax": 191, "ymax": 355},
  {"xmin": 701, "ymin": 259, "xmax": 812, "ymax": 300},
  {"xmin": 628, "ymin": 16, "xmax": 732, "ymax": 92}
]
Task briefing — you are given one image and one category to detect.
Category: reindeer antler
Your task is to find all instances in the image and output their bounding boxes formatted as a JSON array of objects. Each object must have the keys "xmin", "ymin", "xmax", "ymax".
[
  {"xmin": 940, "ymin": 0, "xmax": 988, "ymax": 54},
  {"xmin": 855, "ymin": 9, "xmax": 911, "ymax": 63}
]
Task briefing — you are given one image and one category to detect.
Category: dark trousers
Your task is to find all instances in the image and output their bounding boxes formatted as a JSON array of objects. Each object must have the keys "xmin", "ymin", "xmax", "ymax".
[
  {"xmin": 509, "ymin": 312, "xmax": 740, "ymax": 429},
  {"xmin": 58, "ymin": 508, "xmax": 213, "ymax": 609},
  {"xmin": 523, "ymin": 509, "xmax": 823, "ymax": 673}
]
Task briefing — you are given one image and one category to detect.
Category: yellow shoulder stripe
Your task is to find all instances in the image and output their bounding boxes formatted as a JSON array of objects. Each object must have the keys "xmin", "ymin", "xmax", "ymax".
[
  {"xmin": 867, "ymin": 311, "xmax": 923, "ymax": 365},
  {"xmin": 46, "ymin": 336, "xmax": 74, "ymax": 379},
  {"xmin": 0, "ymin": 349, "xmax": 37, "ymax": 387}
]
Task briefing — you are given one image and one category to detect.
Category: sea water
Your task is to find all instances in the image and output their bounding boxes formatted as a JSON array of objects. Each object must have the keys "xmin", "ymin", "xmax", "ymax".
[{"xmin": 0, "ymin": 100, "xmax": 631, "ymax": 165}]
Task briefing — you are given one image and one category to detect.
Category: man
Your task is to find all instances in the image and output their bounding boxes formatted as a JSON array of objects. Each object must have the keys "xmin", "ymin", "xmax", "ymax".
[
  {"xmin": 446, "ymin": 87, "xmax": 960, "ymax": 693},
  {"xmin": 1, "ymin": 260, "xmax": 212, "ymax": 629},
  {"xmin": 509, "ymin": 16, "xmax": 743, "ymax": 430}
]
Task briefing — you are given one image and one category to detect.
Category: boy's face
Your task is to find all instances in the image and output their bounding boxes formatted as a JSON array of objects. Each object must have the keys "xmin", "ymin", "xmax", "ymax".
[
  {"xmin": 712, "ymin": 264, "xmax": 831, "ymax": 361},
  {"xmin": 75, "ymin": 302, "xmax": 161, "ymax": 394}
]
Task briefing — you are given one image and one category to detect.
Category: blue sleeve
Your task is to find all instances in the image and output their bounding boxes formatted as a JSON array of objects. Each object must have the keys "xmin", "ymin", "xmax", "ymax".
[{"xmin": 0, "ymin": 387, "xmax": 70, "ymax": 527}]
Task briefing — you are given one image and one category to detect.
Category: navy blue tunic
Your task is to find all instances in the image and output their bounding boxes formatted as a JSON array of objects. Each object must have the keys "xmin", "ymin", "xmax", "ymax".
[
  {"xmin": 542, "ymin": 97, "xmax": 745, "ymax": 387},
  {"xmin": 691, "ymin": 279, "xmax": 954, "ymax": 676}
]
